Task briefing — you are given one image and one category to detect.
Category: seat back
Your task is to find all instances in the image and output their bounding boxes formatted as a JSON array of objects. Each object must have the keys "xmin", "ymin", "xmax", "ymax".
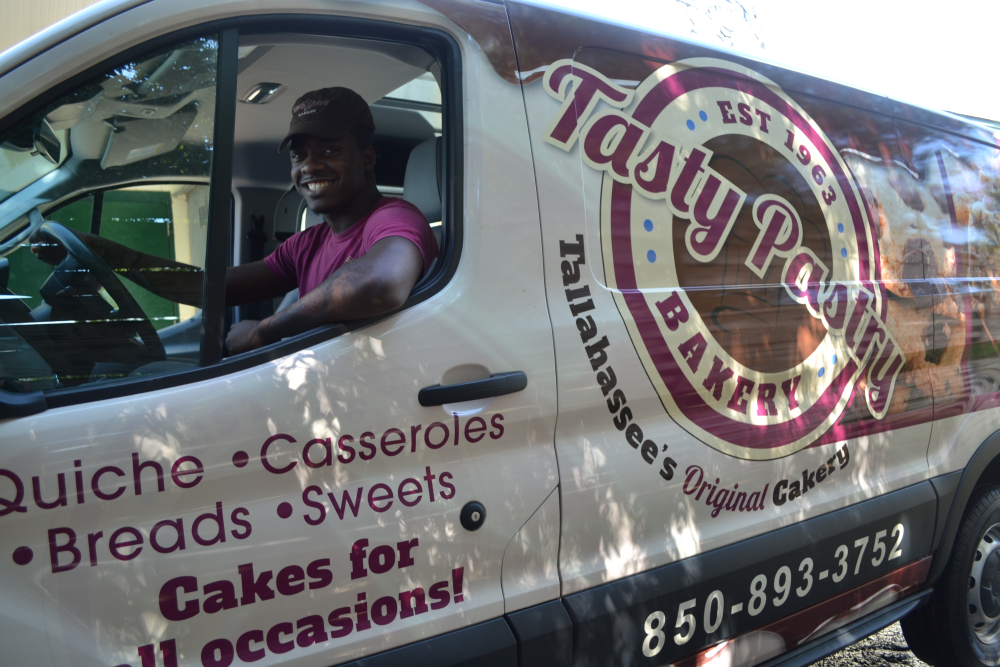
[{"xmin": 403, "ymin": 136, "xmax": 442, "ymax": 248}]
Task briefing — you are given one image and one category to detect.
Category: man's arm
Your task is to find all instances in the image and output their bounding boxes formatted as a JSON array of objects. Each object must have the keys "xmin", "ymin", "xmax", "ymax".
[
  {"xmin": 225, "ymin": 235, "xmax": 423, "ymax": 354},
  {"xmin": 33, "ymin": 229, "xmax": 293, "ymax": 308},
  {"xmin": 226, "ymin": 260, "xmax": 296, "ymax": 305},
  {"xmin": 33, "ymin": 229, "xmax": 206, "ymax": 306}
]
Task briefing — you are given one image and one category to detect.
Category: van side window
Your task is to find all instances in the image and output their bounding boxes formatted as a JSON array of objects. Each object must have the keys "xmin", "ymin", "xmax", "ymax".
[{"xmin": 0, "ymin": 36, "xmax": 218, "ymax": 392}]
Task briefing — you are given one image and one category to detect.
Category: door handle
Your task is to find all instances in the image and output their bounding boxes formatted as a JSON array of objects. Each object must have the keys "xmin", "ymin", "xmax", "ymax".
[
  {"xmin": 418, "ymin": 371, "xmax": 527, "ymax": 407},
  {"xmin": 0, "ymin": 390, "xmax": 47, "ymax": 420}
]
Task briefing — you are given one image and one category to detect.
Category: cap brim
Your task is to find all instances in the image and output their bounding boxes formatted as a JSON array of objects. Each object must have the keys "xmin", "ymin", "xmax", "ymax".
[{"xmin": 277, "ymin": 119, "xmax": 355, "ymax": 152}]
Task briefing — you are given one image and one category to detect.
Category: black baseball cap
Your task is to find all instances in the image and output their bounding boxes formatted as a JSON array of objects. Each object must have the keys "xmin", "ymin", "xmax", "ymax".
[{"xmin": 278, "ymin": 87, "xmax": 376, "ymax": 152}]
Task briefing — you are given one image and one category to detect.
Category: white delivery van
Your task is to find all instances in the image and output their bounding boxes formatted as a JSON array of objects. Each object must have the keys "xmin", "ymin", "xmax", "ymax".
[{"xmin": 0, "ymin": 1, "xmax": 998, "ymax": 666}]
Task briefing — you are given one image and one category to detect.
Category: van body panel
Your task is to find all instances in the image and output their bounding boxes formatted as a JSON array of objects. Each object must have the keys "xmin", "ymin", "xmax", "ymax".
[
  {"xmin": 0, "ymin": 0, "xmax": 999, "ymax": 665},
  {"xmin": 561, "ymin": 481, "xmax": 936, "ymax": 666},
  {"xmin": 509, "ymin": 0, "xmax": 933, "ymax": 599},
  {"xmin": 0, "ymin": 1, "xmax": 560, "ymax": 665}
]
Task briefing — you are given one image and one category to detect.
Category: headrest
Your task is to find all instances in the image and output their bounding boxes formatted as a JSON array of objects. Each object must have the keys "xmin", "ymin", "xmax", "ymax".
[{"xmin": 403, "ymin": 137, "xmax": 441, "ymax": 224}]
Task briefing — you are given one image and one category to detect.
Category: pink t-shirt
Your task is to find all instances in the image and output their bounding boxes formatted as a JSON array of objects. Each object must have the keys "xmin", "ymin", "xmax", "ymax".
[{"xmin": 265, "ymin": 197, "xmax": 438, "ymax": 296}]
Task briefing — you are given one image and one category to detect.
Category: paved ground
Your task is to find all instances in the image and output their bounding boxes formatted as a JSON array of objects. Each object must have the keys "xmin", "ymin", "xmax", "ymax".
[{"xmin": 811, "ymin": 623, "xmax": 930, "ymax": 667}]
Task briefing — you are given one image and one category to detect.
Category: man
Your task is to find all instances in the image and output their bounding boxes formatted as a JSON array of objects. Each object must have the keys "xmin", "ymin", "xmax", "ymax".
[
  {"xmin": 33, "ymin": 87, "xmax": 438, "ymax": 356},
  {"xmin": 224, "ymin": 87, "xmax": 437, "ymax": 353}
]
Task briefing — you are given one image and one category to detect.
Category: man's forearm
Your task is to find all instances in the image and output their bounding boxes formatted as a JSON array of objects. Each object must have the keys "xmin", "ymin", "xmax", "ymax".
[
  {"xmin": 78, "ymin": 232, "xmax": 205, "ymax": 307},
  {"xmin": 255, "ymin": 252, "xmax": 412, "ymax": 344}
]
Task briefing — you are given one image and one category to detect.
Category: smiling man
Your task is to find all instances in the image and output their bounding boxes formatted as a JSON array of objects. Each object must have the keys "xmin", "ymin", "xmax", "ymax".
[{"xmin": 224, "ymin": 87, "xmax": 438, "ymax": 354}]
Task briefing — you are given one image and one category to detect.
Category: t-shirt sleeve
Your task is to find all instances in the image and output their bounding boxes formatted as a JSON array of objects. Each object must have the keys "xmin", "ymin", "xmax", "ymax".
[
  {"xmin": 362, "ymin": 199, "xmax": 439, "ymax": 274},
  {"xmin": 264, "ymin": 234, "xmax": 301, "ymax": 287}
]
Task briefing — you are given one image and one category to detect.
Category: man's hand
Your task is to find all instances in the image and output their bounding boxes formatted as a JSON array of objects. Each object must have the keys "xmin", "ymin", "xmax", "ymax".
[
  {"xmin": 29, "ymin": 227, "xmax": 68, "ymax": 265},
  {"xmin": 226, "ymin": 319, "xmax": 267, "ymax": 355}
]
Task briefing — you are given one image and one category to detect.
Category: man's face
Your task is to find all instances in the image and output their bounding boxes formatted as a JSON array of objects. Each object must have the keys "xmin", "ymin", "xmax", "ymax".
[{"xmin": 290, "ymin": 134, "xmax": 374, "ymax": 216}]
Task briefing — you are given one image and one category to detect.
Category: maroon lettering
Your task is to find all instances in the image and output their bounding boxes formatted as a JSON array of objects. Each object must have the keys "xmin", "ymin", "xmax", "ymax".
[
  {"xmin": 261, "ymin": 434, "xmax": 297, "ymax": 474},
  {"xmin": 296, "ymin": 614, "xmax": 328, "ymax": 648},
  {"xmin": 756, "ymin": 383, "xmax": 778, "ymax": 416},
  {"xmin": 399, "ymin": 588, "xmax": 428, "ymax": 618},
  {"xmin": 92, "ymin": 466, "xmax": 125, "ymax": 501},
  {"xmin": 717, "ymin": 100, "xmax": 736, "ymax": 123},
  {"xmin": 738, "ymin": 102, "xmax": 753, "ymax": 126},
  {"xmin": 490, "ymin": 414, "xmax": 505, "ymax": 440},
  {"xmin": 239, "ymin": 563, "xmax": 275, "ymax": 605},
  {"xmin": 266, "ymin": 622, "xmax": 294, "ymax": 654},
  {"xmin": 424, "ymin": 423, "xmax": 449, "ymax": 450},
  {"xmin": 338, "ymin": 435, "xmax": 356, "ymax": 463},
  {"xmin": 755, "ymin": 108, "xmax": 771, "ymax": 132},
  {"xmin": 545, "ymin": 64, "xmax": 631, "ymax": 147},
  {"xmin": 867, "ymin": 338, "xmax": 903, "ymax": 416},
  {"xmin": 0, "ymin": 469, "xmax": 27, "ymax": 516},
  {"xmin": 677, "ymin": 332, "xmax": 707, "ymax": 372},
  {"xmin": 329, "ymin": 487, "xmax": 363, "ymax": 520},
  {"xmin": 381, "ymin": 429, "xmax": 406, "ymax": 457},
  {"xmin": 276, "ymin": 565, "xmax": 305, "ymax": 596},
  {"xmin": 583, "ymin": 113, "xmax": 644, "ymax": 178},
  {"xmin": 703, "ymin": 357, "xmax": 735, "ymax": 401},
  {"xmin": 747, "ymin": 197, "xmax": 801, "ymax": 276},
  {"xmin": 655, "ymin": 291, "xmax": 689, "ymax": 332},
  {"xmin": 160, "ymin": 576, "xmax": 199, "ymax": 621},
  {"xmin": 781, "ymin": 375, "xmax": 801, "ymax": 411},
  {"xmin": 368, "ymin": 483, "xmax": 393, "ymax": 513},
  {"xmin": 822, "ymin": 283, "xmax": 849, "ymax": 330},
  {"xmin": 303, "ymin": 438, "xmax": 332, "ymax": 468},
  {"xmin": 109, "ymin": 526, "xmax": 143, "ymax": 561},
  {"xmin": 151, "ymin": 518, "xmax": 185, "ymax": 554},
  {"xmin": 132, "ymin": 453, "xmax": 164, "ymax": 495},
  {"xmin": 398, "ymin": 479, "xmax": 422, "ymax": 507},
  {"xmin": 670, "ymin": 148, "xmax": 708, "ymax": 215},
  {"xmin": 32, "ymin": 473, "xmax": 67, "ymax": 509},
  {"xmin": 689, "ymin": 174, "xmax": 744, "ymax": 261},
  {"xmin": 634, "ymin": 141, "xmax": 676, "ymax": 194},
  {"xmin": 236, "ymin": 630, "xmax": 265, "ymax": 663},
  {"xmin": 48, "ymin": 527, "xmax": 80, "ymax": 573},
  {"xmin": 464, "ymin": 417, "xmax": 487, "ymax": 443},
  {"xmin": 192, "ymin": 502, "xmax": 226, "ymax": 547},
  {"xmin": 726, "ymin": 376, "xmax": 755, "ymax": 414}
]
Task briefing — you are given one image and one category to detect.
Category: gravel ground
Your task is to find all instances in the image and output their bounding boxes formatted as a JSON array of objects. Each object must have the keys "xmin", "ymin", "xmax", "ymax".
[{"xmin": 810, "ymin": 623, "xmax": 930, "ymax": 667}]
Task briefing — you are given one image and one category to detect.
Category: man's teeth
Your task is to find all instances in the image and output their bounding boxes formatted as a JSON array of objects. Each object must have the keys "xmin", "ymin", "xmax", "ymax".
[{"xmin": 307, "ymin": 181, "xmax": 330, "ymax": 192}]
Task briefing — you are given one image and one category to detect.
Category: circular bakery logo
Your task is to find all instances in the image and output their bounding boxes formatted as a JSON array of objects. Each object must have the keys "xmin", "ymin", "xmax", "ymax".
[{"xmin": 541, "ymin": 58, "xmax": 905, "ymax": 459}]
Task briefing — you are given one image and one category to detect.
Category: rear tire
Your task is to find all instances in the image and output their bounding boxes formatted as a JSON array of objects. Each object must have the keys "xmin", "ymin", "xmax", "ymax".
[
  {"xmin": 900, "ymin": 602, "xmax": 943, "ymax": 665},
  {"xmin": 928, "ymin": 486, "xmax": 1000, "ymax": 666}
]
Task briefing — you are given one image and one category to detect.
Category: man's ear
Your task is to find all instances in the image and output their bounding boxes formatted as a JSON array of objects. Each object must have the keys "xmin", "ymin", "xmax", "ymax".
[{"xmin": 363, "ymin": 145, "xmax": 377, "ymax": 172}]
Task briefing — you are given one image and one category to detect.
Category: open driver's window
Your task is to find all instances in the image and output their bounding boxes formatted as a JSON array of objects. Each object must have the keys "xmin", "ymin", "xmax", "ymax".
[{"xmin": 232, "ymin": 34, "xmax": 445, "ymax": 319}]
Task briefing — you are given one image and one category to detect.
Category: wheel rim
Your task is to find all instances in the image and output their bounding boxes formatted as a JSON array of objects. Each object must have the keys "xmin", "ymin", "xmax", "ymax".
[{"xmin": 969, "ymin": 523, "xmax": 1000, "ymax": 646}]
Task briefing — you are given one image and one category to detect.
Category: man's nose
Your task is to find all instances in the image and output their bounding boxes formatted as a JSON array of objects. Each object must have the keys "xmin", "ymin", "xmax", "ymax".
[{"xmin": 299, "ymin": 156, "xmax": 318, "ymax": 173}]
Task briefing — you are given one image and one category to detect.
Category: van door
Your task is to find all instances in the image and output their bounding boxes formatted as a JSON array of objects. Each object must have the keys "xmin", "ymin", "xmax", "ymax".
[
  {"xmin": 510, "ymin": 2, "xmax": 936, "ymax": 663},
  {"xmin": 0, "ymin": 3, "xmax": 557, "ymax": 666},
  {"xmin": 890, "ymin": 108, "xmax": 1000, "ymax": 479}
]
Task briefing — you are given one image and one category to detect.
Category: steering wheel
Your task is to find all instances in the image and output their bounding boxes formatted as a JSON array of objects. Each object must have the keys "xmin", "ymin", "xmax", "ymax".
[{"xmin": 37, "ymin": 220, "xmax": 166, "ymax": 362}]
